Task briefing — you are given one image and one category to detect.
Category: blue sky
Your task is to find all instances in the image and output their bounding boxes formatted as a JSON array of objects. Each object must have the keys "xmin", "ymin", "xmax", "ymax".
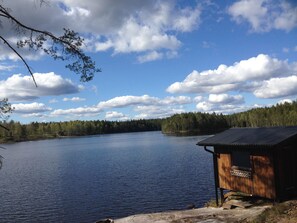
[{"xmin": 1, "ymin": 0, "xmax": 297, "ymax": 123}]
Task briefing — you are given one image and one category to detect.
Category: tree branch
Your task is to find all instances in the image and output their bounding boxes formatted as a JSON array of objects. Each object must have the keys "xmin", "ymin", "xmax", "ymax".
[
  {"xmin": 0, "ymin": 35, "xmax": 37, "ymax": 87},
  {"xmin": 0, "ymin": 6, "xmax": 84, "ymax": 60},
  {"xmin": 0, "ymin": 124, "xmax": 9, "ymax": 131},
  {"xmin": 0, "ymin": 3, "xmax": 100, "ymax": 82}
]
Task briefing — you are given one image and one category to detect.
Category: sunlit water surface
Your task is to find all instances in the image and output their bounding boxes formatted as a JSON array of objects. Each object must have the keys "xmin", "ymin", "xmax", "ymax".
[{"xmin": 0, "ymin": 131, "xmax": 213, "ymax": 222}]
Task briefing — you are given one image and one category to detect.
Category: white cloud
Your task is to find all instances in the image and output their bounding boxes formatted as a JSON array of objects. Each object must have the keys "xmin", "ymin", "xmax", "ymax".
[
  {"xmin": 277, "ymin": 99, "xmax": 293, "ymax": 104},
  {"xmin": 196, "ymin": 101, "xmax": 213, "ymax": 112},
  {"xmin": 63, "ymin": 97, "xmax": 86, "ymax": 102},
  {"xmin": 172, "ymin": 6, "xmax": 201, "ymax": 32},
  {"xmin": 202, "ymin": 41, "xmax": 215, "ymax": 49},
  {"xmin": 167, "ymin": 54, "xmax": 297, "ymax": 99},
  {"xmin": 101, "ymin": 17, "xmax": 182, "ymax": 54},
  {"xmin": 134, "ymin": 105, "xmax": 185, "ymax": 119},
  {"xmin": 254, "ymin": 76, "xmax": 297, "ymax": 98},
  {"xmin": 68, "ymin": 1, "xmax": 200, "ymax": 58},
  {"xmin": 0, "ymin": 36, "xmax": 46, "ymax": 61},
  {"xmin": 0, "ymin": 1, "xmax": 202, "ymax": 63},
  {"xmin": 208, "ymin": 94, "xmax": 244, "ymax": 104},
  {"xmin": 196, "ymin": 101, "xmax": 251, "ymax": 114},
  {"xmin": 228, "ymin": 0, "xmax": 297, "ymax": 32},
  {"xmin": 274, "ymin": 2, "xmax": 297, "ymax": 31},
  {"xmin": 0, "ymin": 63, "xmax": 15, "ymax": 71},
  {"xmin": 105, "ymin": 111, "xmax": 128, "ymax": 120},
  {"xmin": 51, "ymin": 106, "xmax": 101, "ymax": 117},
  {"xmin": 0, "ymin": 72, "xmax": 82, "ymax": 101},
  {"xmin": 195, "ymin": 93, "xmax": 245, "ymax": 114},
  {"xmin": 283, "ymin": 47, "xmax": 290, "ymax": 53},
  {"xmin": 228, "ymin": 0, "xmax": 268, "ymax": 32},
  {"xmin": 97, "ymin": 95, "xmax": 158, "ymax": 109},
  {"xmin": 194, "ymin": 96, "xmax": 203, "ymax": 102},
  {"xmin": 49, "ymin": 99, "xmax": 58, "ymax": 103},
  {"xmin": 97, "ymin": 95, "xmax": 192, "ymax": 109},
  {"xmin": 21, "ymin": 113, "xmax": 48, "ymax": 118},
  {"xmin": 49, "ymin": 95, "xmax": 192, "ymax": 119},
  {"xmin": 160, "ymin": 96, "xmax": 192, "ymax": 105},
  {"xmin": 12, "ymin": 102, "xmax": 52, "ymax": 114},
  {"xmin": 137, "ymin": 51, "xmax": 163, "ymax": 63}
]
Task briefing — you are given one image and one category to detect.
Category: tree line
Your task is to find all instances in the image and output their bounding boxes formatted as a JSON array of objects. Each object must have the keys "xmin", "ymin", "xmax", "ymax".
[
  {"xmin": 1, "ymin": 101, "xmax": 297, "ymax": 143},
  {"xmin": 0, "ymin": 119, "xmax": 162, "ymax": 143},
  {"xmin": 161, "ymin": 101, "xmax": 297, "ymax": 135}
]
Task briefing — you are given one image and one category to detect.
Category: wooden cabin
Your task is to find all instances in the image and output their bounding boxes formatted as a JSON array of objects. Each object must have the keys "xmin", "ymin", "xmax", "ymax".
[{"xmin": 197, "ymin": 126, "xmax": 297, "ymax": 205}]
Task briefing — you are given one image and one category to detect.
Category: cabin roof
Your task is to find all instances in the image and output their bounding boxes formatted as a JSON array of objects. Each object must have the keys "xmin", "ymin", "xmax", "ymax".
[{"xmin": 197, "ymin": 126, "xmax": 297, "ymax": 148}]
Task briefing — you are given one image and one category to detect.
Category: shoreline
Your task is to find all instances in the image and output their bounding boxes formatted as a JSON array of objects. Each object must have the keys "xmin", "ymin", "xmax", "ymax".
[{"xmin": 107, "ymin": 205, "xmax": 271, "ymax": 223}]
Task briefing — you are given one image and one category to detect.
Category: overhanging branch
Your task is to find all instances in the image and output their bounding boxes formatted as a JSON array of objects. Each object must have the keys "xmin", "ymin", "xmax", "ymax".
[
  {"xmin": 0, "ymin": 5, "xmax": 84, "ymax": 60},
  {"xmin": 0, "ymin": 35, "xmax": 37, "ymax": 87}
]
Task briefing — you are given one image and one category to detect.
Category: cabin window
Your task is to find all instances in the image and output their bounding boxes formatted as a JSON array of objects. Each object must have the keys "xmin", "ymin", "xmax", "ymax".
[{"xmin": 231, "ymin": 151, "xmax": 251, "ymax": 170}]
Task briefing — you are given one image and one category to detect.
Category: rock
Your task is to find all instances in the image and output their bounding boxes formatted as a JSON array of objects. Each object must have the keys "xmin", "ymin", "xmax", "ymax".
[
  {"xmin": 186, "ymin": 203, "xmax": 196, "ymax": 209},
  {"xmin": 95, "ymin": 219, "xmax": 114, "ymax": 223}
]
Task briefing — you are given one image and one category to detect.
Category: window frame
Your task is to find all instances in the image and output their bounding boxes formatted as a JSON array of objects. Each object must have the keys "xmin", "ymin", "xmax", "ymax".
[{"xmin": 231, "ymin": 150, "xmax": 252, "ymax": 171}]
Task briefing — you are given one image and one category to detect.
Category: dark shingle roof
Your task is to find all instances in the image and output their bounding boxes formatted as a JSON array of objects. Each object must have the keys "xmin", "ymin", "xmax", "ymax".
[{"xmin": 197, "ymin": 126, "xmax": 297, "ymax": 147}]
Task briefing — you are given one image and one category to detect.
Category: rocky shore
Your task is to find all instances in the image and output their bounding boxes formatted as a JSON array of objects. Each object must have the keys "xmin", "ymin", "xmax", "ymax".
[
  {"xmin": 97, "ymin": 198, "xmax": 297, "ymax": 223},
  {"xmin": 97, "ymin": 204, "xmax": 271, "ymax": 223}
]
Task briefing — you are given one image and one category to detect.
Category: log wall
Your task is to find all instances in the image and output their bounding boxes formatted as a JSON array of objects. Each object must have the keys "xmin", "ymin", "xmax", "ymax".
[{"xmin": 216, "ymin": 152, "xmax": 276, "ymax": 199}]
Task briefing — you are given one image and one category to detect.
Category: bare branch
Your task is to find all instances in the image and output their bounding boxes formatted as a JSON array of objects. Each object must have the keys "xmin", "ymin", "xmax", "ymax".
[
  {"xmin": 0, "ymin": 35, "xmax": 37, "ymax": 86},
  {"xmin": 0, "ymin": 124, "xmax": 9, "ymax": 131},
  {"xmin": 0, "ymin": 3, "xmax": 101, "ymax": 82}
]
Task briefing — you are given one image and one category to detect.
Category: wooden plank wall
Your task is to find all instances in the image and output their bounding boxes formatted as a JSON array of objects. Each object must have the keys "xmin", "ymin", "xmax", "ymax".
[
  {"xmin": 252, "ymin": 155, "xmax": 275, "ymax": 199},
  {"xmin": 217, "ymin": 152, "xmax": 276, "ymax": 199},
  {"xmin": 276, "ymin": 146, "xmax": 297, "ymax": 199},
  {"xmin": 217, "ymin": 154, "xmax": 253, "ymax": 195}
]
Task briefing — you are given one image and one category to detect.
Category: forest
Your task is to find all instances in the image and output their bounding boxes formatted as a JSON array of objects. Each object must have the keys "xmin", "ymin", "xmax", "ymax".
[
  {"xmin": 1, "ymin": 100, "xmax": 297, "ymax": 143},
  {"xmin": 0, "ymin": 119, "xmax": 162, "ymax": 143},
  {"xmin": 161, "ymin": 101, "xmax": 297, "ymax": 135}
]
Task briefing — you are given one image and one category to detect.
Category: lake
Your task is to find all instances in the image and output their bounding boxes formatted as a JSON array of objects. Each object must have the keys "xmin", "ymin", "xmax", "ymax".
[{"xmin": 0, "ymin": 131, "xmax": 214, "ymax": 222}]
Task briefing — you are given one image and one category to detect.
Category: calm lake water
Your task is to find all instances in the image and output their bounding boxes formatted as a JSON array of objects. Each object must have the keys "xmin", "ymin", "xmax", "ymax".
[{"xmin": 0, "ymin": 131, "xmax": 214, "ymax": 222}]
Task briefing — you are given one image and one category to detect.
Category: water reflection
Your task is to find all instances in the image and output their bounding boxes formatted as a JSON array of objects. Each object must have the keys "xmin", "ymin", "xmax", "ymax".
[{"xmin": 0, "ymin": 132, "xmax": 213, "ymax": 222}]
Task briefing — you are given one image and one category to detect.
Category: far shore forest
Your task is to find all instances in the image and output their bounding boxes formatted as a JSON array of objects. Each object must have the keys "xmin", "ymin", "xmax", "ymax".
[{"xmin": 1, "ymin": 101, "xmax": 297, "ymax": 143}]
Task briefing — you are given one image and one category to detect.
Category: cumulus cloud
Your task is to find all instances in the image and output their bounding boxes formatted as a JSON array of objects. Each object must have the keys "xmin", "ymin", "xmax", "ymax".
[
  {"xmin": 228, "ymin": 0, "xmax": 297, "ymax": 32},
  {"xmin": 51, "ymin": 106, "xmax": 101, "ymax": 117},
  {"xmin": 63, "ymin": 97, "xmax": 86, "ymax": 102},
  {"xmin": 1, "ymin": 0, "xmax": 202, "ymax": 63},
  {"xmin": 97, "ymin": 95, "xmax": 191, "ymax": 109},
  {"xmin": 167, "ymin": 54, "xmax": 297, "ymax": 99},
  {"xmin": 277, "ymin": 99, "xmax": 293, "ymax": 104},
  {"xmin": 97, "ymin": 95, "xmax": 158, "ymax": 109},
  {"xmin": 134, "ymin": 105, "xmax": 185, "ymax": 119},
  {"xmin": 94, "ymin": 1, "xmax": 200, "ymax": 57},
  {"xmin": 0, "ymin": 72, "xmax": 82, "ymax": 101},
  {"xmin": 105, "ymin": 111, "xmax": 128, "ymax": 120},
  {"xmin": 195, "ymin": 93, "xmax": 246, "ymax": 114},
  {"xmin": 12, "ymin": 102, "xmax": 52, "ymax": 114},
  {"xmin": 208, "ymin": 94, "xmax": 244, "ymax": 104},
  {"xmin": 196, "ymin": 102, "xmax": 252, "ymax": 114},
  {"xmin": 194, "ymin": 96, "xmax": 203, "ymax": 102},
  {"xmin": 50, "ymin": 95, "xmax": 192, "ymax": 119},
  {"xmin": 254, "ymin": 76, "xmax": 297, "ymax": 98}
]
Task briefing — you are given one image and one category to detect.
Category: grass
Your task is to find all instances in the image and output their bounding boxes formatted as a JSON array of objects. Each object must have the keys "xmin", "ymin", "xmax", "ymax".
[
  {"xmin": 247, "ymin": 200, "xmax": 297, "ymax": 223},
  {"xmin": 204, "ymin": 199, "xmax": 221, "ymax": 208}
]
